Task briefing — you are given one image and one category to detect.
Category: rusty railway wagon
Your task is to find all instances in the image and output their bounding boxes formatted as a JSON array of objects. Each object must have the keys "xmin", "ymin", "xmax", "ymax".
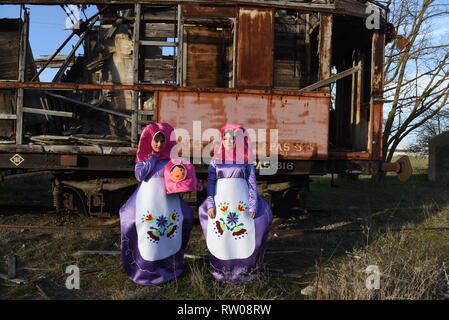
[{"xmin": 0, "ymin": 0, "xmax": 408, "ymax": 217}]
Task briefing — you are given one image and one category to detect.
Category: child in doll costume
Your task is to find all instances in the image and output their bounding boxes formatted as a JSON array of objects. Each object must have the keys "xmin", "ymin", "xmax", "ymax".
[
  {"xmin": 198, "ymin": 124, "xmax": 273, "ymax": 283},
  {"xmin": 119, "ymin": 123, "xmax": 194, "ymax": 286}
]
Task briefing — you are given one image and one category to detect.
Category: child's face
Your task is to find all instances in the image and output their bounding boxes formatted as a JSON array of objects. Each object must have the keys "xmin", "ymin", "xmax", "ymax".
[
  {"xmin": 223, "ymin": 132, "xmax": 235, "ymax": 151},
  {"xmin": 170, "ymin": 165, "xmax": 186, "ymax": 182},
  {"xmin": 152, "ymin": 134, "xmax": 166, "ymax": 153}
]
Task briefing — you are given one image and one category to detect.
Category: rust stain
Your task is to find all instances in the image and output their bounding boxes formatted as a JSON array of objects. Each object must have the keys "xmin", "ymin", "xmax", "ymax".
[
  {"xmin": 236, "ymin": 7, "xmax": 274, "ymax": 88},
  {"xmin": 182, "ymin": 4, "xmax": 237, "ymax": 18},
  {"xmin": 157, "ymin": 90, "xmax": 329, "ymax": 160}
]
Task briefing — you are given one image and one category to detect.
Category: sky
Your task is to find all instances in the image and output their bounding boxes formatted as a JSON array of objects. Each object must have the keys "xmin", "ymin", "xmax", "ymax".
[{"xmin": 0, "ymin": 4, "xmax": 97, "ymax": 81}]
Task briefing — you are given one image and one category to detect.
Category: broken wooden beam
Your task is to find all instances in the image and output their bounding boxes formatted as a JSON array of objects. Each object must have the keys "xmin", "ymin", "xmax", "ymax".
[
  {"xmin": 299, "ymin": 65, "xmax": 362, "ymax": 92},
  {"xmin": 23, "ymin": 107, "xmax": 74, "ymax": 118},
  {"xmin": 45, "ymin": 92, "xmax": 132, "ymax": 120},
  {"xmin": 0, "ymin": 273, "xmax": 27, "ymax": 285}
]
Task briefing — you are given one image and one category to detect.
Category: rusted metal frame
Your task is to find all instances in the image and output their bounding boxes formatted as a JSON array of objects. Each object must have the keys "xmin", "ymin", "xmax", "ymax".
[
  {"xmin": 45, "ymin": 92, "xmax": 132, "ymax": 119},
  {"xmin": 231, "ymin": 16, "xmax": 237, "ymax": 88},
  {"xmin": 131, "ymin": 3, "xmax": 142, "ymax": 147},
  {"xmin": 236, "ymin": 7, "xmax": 274, "ymax": 88},
  {"xmin": 0, "ymin": 144, "xmax": 135, "ymax": 154},
  {"xmin": 0, "ymin": 1, "xmax": 337, "ymax": 14},
  {"xmin": 15, "ymin": 7, "xmax": 29, "ymax": 145},
  {"xmin": 182, "ymin": 3, "xmax": 237, "ymax": 18},
  {"xmin": 0, "ymin": 81, "xmax": 331, "ymax": 97},
  {"xmin": 369, "ymin": 31, "xmax": 385, "ymax": 161},
  {"xmin": 177, "ymin": 3, "xmax": 183, "ymax": 86},
  {"xmin": 0, "ymin": 152, "xmax": 135, "ymax": 170},
  {"xmin": 328, "ymin": 152, "xmax": 370, "ymax": 160},
  {"xmin": 0, "ymin": 170, "xmax": 58, "ymax": 181},
  {"xmin": 299, "ymin": 65, "xmax": 361, "ymax": 92},
  {"xmin": 318, "ymin": 13, "xmax": 333, "ymax": 94},
  {"xmin": 53, "ymin": 16, "xmax": 101, "ymax": 82}
]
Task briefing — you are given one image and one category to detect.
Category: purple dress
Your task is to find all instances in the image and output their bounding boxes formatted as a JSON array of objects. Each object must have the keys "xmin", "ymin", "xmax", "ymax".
[
  {"xmin": 198, "ymin": 159, "xmax": 272, "ymax": 282},
  {"xmin": 120, "ymin": 156, "xmax": 193, "ymax": 285}
]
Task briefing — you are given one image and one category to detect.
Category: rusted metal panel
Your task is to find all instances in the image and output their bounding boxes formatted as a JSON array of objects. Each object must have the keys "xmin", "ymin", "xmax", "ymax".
[
  {"xmin": 318, "ymin": 13, "xmax": 332, "ymax": 93},
  {"xmin": 0, "ymin": 81, "xmax": 333, "ymax": 97},
  {"xmin": 328, "ymin": 152, "xmax": 370, "ymax": 160},
  {"xmin": 369, "ymin": 31, "xmax": 385, "ymax": 161},
  {"xmin": 236, "ymin": 7, "xmax": 274, "ymax": 88},
  {"xmin": 183, "ymin": 4, "xmax": 237, "ymax": 18},
  {"xmin": 156, "ymin": 90, "xmax": 329, "ymax": 160},
  {"xmin": 0, "ymin": 1, "xmax": 336, "ymax": 14}
]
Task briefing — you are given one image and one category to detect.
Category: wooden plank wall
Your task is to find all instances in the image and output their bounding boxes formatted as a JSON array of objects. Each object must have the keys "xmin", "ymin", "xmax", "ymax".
[{"xmin": 273, "ymin": 10, "xmax": 320, "ymax": 90}]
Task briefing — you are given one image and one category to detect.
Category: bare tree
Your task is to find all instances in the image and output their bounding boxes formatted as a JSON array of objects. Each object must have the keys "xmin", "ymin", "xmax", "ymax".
[
  {"xmin": 382, "ymin": 0, "xmax": 449, "ymax": 162},
  {"xmin": 408, "ymin": 108, "xmax": 449, "ymax": 154}
]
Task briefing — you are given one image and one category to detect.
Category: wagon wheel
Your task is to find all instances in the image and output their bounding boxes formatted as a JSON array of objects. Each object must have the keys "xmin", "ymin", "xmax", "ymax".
[{"xmin": 55, "ymin": 185, "xmax": 89, "ymax": 218}]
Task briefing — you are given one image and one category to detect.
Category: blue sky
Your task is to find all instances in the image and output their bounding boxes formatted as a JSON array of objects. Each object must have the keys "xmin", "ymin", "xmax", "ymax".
[{"xmin": 0, "ymin": 4, "xmax": 97, "ymax": 81}]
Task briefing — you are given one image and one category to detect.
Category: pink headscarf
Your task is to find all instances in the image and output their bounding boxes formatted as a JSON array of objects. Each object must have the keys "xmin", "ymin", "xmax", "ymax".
[
  {"xmin": 213, "ymin": 124, "xmax": 254, "ymax": 164},
  {"xmin": 136, "ymin": 122, "xmax": 177, "ymax": 162}
]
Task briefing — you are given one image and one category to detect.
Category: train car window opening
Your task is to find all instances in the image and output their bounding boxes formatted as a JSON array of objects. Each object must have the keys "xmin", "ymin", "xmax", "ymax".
[{"xmin": 329, "ymin": 15, "xmax": 373, "ymax": 153}]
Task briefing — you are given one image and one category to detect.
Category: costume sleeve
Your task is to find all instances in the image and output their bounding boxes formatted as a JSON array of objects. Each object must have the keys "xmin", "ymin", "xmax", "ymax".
[
  {"xmin": 247, "ymin": 164, "xmax": 258, "ymax": 214},
  {"xmin": 205, "ymin": 160, "xmax": 217, "ymax": 210},
  {"xmin": 134, "ymin": 155, "xmax": 158, "ymax": 182}
]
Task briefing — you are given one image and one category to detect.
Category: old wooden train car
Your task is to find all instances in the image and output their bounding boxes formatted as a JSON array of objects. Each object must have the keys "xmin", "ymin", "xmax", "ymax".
[{"xmin": 0, "ymin": 1, "xmax": 408, "ymax": 217}]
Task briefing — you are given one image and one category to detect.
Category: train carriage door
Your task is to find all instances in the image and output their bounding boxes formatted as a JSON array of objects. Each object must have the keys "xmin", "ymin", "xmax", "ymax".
[{"xmin": 236, "ymin": 7, "xmax": 274, "ymax": 88}]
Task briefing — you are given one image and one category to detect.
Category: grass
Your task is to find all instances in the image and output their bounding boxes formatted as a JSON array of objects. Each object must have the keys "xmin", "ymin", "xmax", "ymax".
[{"xmin": 0, "ymin": 156, "xmax": 448, "ymax": 300}]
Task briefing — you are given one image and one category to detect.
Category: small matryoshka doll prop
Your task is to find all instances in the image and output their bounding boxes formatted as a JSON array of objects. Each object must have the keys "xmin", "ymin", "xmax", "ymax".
[{"xmin": 164, "ymin": 158, "xmax": 199, "ymax": 194}]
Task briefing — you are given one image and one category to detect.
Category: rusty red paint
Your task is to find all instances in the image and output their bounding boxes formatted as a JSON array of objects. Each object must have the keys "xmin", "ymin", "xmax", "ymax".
[
  {"xmin": 328, "ymin": 152, "xmax": 370, "ymax": 160},
  {"xmin": 60, "ymin": 155, "xmax": 78, "ymax": 166},
  {"xmin": 236, "ymin": 7, "xmax": 274, "ymax": 88},
  {"xmin": 156, "ymin": 90, "xmax": 329, "ymax": 160},
  {"xmin": 182, "ymin": 4, "xmax": 237, "ymax": 18},
  {"xmin": 0, "ymin": 81, "xmax": 330, "ymax": 97},
  {"xmin": 369, "ymin": 31, "xmax": 385, "ymax": 161}
]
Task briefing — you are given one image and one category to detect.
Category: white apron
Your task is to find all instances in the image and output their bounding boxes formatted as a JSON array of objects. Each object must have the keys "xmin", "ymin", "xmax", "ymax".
[
  {"xmin": 206, "ymin": 178, "xmax": 256, "ymax": 260},
  {"xmin": 135, "ymin": 177, "xmax": 183, "ymax": 261}
]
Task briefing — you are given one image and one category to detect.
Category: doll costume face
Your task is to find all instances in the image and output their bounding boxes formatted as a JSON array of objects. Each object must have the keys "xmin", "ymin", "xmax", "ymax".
[
  {"xmin": 169, "ymin": 164, "xmax": 186, "ymax": 182},
  {"xmin": 136, "ymin": 122, "xmax": 176, "ymax": 162}
]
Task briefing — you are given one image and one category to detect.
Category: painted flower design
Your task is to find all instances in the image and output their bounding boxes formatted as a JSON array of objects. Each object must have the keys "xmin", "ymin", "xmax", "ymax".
[
  {"xmin": 156, "ymin": 215, "xmax": 168, "ymax": 228},
  {"xmin": 170, "ymin": 212, "xmax": 177, "ymax": 221},
  {"xmin": 220, "ymin": 205, "xmax": 229, "ymax": 212},
  {"xmin": 226, "ymin": 212, "xmax": 239, "ymax": 225},
  {"xmin": 145, "ymin": 214, "xmax": 153, "ymax": 222},
  {"xmin": 237, "ymin": 204, "xmax": 245, "ymax": 212}
]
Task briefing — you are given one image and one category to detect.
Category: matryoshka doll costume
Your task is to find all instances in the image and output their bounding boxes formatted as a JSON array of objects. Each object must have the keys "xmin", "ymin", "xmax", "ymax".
[
  {"xmin": 198, "ymin": 124, "xmax": 273, "ymax": 282},
  {"xmin": 119, "ymin": 123, "xmax": 193, "ymax": 285}
]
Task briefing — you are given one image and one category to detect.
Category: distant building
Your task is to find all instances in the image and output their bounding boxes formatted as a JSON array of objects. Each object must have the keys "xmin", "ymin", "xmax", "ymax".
[{"xmin": 428, "ymin": 131, "xmax": 449, "ymax": 183}]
